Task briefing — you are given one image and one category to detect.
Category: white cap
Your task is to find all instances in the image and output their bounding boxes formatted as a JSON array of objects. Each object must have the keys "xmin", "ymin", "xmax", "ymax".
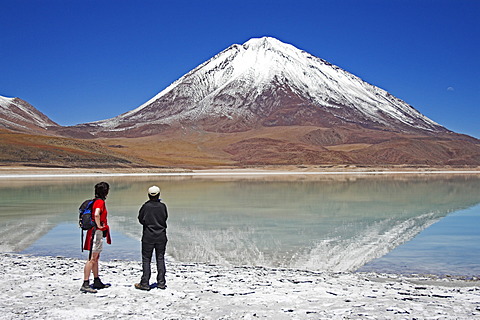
[{"xmin": 148, "ymin": 185, "xmax": 160, "ymax": 196}]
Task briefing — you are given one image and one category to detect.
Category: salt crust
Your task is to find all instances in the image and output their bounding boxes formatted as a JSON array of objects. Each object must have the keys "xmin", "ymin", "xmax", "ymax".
[{"xmin": 1, "ymin": 253, "xmax": 479, "ymax": 319}]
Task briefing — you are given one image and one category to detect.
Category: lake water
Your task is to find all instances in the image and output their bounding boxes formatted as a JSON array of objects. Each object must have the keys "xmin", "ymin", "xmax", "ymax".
[{"xmin": 0, "ymin": 173, "xmax": 479, "ymax": 276}]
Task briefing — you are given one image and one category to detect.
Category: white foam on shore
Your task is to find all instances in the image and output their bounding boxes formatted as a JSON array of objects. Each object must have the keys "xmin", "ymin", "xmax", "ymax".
[{"xmin": 0, "ymin": 253, "xmax": 479, "ymax": 319}]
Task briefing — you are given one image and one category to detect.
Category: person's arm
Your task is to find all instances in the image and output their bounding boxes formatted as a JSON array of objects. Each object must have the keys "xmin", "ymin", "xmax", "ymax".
[
  {"xmin": 138, "ymin": 205, "xmax": 145, "ymax": 225},
  {"xmin": 94, "ymin": 207, "xmax": 102, "ymax": 229}
]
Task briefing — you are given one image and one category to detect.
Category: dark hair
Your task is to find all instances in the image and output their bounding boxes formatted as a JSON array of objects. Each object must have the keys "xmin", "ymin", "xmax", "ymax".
[
  {"xmin": 94, "ymin": 182, "xmax": 110, "ymax": 200},
  {"xmin": 148, "ymin": 194, "xmax": 160, "ymax": 201}
]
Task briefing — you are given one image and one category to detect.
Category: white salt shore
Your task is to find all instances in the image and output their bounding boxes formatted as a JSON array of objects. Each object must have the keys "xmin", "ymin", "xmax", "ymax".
[{"xmin": 0, "ymin": 253, "xmax": 479, "ymax": 319}]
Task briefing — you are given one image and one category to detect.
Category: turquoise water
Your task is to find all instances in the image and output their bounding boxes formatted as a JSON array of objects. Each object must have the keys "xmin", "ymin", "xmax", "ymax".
[
  {"xmin": 359, "ymin": 204, "xmax": 480, "ymax": 276},
  {"xmin": 1, "ymin": 174, "xmax": 479, "ymax": 276}
]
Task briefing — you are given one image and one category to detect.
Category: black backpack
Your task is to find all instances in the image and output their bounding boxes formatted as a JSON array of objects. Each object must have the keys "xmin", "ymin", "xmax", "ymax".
[{"xmin": 79, "ymin": 199, "xmax": 98, "ymax": 230}]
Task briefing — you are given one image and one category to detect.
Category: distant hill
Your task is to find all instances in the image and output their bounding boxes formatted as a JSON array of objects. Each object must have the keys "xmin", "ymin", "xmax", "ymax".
[
  {"xmin": 0, "ymin": 96, "xmax": 58, "ymax": 134},
  {"xmin": 0, "ymin": 96, "xmax": 146, "ymax": 167}
]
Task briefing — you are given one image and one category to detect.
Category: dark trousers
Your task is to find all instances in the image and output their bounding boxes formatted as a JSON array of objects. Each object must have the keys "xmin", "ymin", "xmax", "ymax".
[{"xmin": 141, "ymin": 241, "xmax": 167, "ymax": 286}]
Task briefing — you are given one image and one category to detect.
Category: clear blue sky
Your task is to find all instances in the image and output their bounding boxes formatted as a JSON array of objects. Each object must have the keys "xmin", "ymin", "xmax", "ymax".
[{"xmin": 1, "ymin": 0, "xmax": 479, "ymax": 137}]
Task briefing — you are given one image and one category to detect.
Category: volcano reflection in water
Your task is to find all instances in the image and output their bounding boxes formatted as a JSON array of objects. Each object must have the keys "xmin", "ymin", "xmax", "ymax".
[{"xmin": 2, "ymin": 174, "xmax": 479, "ymax": 273}]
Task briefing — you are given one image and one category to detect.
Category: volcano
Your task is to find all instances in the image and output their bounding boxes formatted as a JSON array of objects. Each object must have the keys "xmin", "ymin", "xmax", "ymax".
[{"xmin": 76, "ymin": 37, "xmax": 449, "ymax": 138}]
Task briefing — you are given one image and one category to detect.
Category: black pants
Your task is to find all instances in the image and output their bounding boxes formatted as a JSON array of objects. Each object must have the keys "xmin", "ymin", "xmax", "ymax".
[{"xmin": 141, "ymin": 241, "xmax": 167, "ymax": 286}]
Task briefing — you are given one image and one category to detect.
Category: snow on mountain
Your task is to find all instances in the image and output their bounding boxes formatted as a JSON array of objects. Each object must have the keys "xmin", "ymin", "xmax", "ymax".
[
  {"xmin": 80, "ymin": 37, "xmax": 447, "ymax": 136},
  {"xmin": 0, "ymin": 95, "xmax": 58, "ymax": 132}
]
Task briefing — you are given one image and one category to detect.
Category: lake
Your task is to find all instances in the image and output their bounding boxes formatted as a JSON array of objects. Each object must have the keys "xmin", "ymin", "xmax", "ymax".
[{"xmin": 1, "ymin": 173, "xmax": 479, "ymax": 277}]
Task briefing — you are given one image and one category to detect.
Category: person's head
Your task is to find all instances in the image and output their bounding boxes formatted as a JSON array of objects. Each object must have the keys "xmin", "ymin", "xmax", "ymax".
[
  {"xmin": 95, "ymin": 182, "xmax": 110, "ymax": 200},
  {"xmin": 148, "ymin": 185, "xmax": 160, "ymax": 200}
]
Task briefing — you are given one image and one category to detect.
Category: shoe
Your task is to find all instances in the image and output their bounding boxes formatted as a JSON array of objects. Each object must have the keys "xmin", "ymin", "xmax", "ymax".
[
  {"xmin": 93, "ymin": 278, "xmax": 111, "ymax": 289},
  {"xmin": 80, "ymin": 284, "xmax": 97, "ymax": 294},
  {"xmin": 157, "ymin": 284, "xmax": 167, "ymax": 290},
  {"xmin": 135, "ymin": 283, "xmax": 151, "ymax": 291}
]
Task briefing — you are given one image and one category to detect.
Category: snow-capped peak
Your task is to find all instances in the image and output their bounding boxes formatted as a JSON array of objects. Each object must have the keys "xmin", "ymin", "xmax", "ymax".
[
  {"xmin": 242, "ymin": 36, "xmax": 291, "ymax": 50},
  {"xmin": 0, "ymin": 95, "xmax": 15, "ymax": 105},
  {"xmin": 84, "ymin": 37, "xmax": 446, "ymax": 135}
]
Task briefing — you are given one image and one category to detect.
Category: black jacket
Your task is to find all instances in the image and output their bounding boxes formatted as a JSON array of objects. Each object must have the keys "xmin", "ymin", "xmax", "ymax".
[{"xmin": 138, "ymin": 199, "xmax": 168, "ymax": 244}]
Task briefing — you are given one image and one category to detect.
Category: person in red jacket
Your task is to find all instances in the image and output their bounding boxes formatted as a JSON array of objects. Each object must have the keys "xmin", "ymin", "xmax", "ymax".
[{"xmin": 81, "ymin": 181, "xmax": 112, "ymax": 293}]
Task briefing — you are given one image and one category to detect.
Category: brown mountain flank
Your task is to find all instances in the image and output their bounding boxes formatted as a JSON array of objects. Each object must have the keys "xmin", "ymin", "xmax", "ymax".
[
  {"xmin": 0, "ymin": 130, "xmax": 147, "ymax": 168},
  {"xmin": 81, "ymin": 125, "xmax": 480, "ymax": 168},
  {"xmin": 1, "ymin": 124, "xmax": 480, "ymax": 169}
]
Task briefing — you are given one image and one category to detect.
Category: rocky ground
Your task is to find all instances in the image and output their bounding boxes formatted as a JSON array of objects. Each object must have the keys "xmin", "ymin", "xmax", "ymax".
[{"xmin": 0, "ymin": 253, "xmax": 479, "ymax": 319}]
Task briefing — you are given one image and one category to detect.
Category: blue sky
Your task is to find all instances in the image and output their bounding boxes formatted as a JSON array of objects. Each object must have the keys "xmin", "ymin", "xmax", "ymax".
[{"xmin": 1, "ymin": 0, "xmax": 479, "ymax": 137}]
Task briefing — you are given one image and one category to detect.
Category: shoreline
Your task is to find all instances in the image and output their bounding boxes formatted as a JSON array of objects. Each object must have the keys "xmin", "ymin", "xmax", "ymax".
[
  {"xmin": 1, "ymin": 252, "xmax": 479, "ymax": 319},
  {"xmin": 1, "ymin": 165, "xmax": 480, "ymax": 178}
]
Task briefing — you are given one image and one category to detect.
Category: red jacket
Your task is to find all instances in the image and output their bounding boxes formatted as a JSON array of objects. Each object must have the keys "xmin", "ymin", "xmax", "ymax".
[{"xmin": 83, "ymin": 199, "xmax": 111, "ymax": 250}]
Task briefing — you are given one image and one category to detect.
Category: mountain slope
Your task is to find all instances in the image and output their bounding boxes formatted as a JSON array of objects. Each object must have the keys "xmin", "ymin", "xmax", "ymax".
[
  {"xmin": 0, "ymin": 95, "xmax": 59, "ymax": 133},
  {"xmin": 76, "ymin": 37, "xmax": 448, "ymax": 137}
]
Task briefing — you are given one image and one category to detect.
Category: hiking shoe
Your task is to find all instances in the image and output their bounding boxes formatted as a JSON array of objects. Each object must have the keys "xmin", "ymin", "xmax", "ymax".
[
  {"xmin": 157, "ymin": 284, "xmax": 167, "ymax": 290},
  {"xmin": 80, "ymin": 284, "xmax": 97, "ymax": 294},
  {"xmin": 93, "ymin": 278, "xmax": 111, "ymax": 289},
  {"xmin": 135, "ymin": 283, "xmax": 151, "ymax": 291}
]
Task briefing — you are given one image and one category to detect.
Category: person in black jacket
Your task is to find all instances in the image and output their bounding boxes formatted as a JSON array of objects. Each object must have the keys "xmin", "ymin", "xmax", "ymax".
[{"xmin": 135, "ymin": 185, "xmax": 168, "ymax": 291}]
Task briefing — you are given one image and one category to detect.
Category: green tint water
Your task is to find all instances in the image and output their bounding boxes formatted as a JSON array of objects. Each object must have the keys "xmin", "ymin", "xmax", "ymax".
[{"xmin": 1, "ymin": 174, "xmax": 479, "ymax": 275}]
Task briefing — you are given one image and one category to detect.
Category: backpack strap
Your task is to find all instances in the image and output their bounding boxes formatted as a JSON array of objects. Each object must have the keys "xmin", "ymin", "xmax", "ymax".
[
  {"xmin": 88, "ymin": 198, "xmax": 100, "ymax": 260},
  {"xmin": 91, "ymin": 198, "xmax": 98, "ymax": 224}
]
